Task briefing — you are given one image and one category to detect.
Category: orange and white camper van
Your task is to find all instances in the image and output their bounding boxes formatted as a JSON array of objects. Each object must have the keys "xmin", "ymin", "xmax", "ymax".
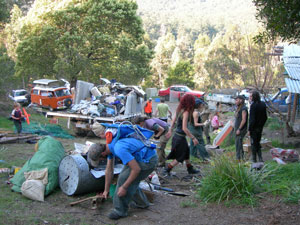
[{"xmin": 31, "ymin": 79, "xmax": 72, "ymax": 110}]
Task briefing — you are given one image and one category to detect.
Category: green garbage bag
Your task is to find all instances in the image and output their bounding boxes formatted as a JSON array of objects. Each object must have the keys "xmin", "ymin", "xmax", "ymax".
[{"xmin": 11, "ymin": 136, "xmax": 65, "ymax": 195}]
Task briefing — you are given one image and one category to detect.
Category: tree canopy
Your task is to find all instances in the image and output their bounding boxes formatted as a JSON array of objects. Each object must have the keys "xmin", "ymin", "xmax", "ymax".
[
  {"xmin": 5, "ymin": 0, "xmax": 153, "ymax": 86},
  {"xmin": 253, "ymin": 0, "xmax": 300, "ymax": 43},
  {"xmin": 165, "ymin": 60, "xmax": 195, "ymax": 88}
]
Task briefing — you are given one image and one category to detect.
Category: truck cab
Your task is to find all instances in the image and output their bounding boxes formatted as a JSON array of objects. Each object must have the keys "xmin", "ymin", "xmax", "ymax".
[{"xmin": 269, "ymin": 87, "xmax": 297, "ymax": 112}]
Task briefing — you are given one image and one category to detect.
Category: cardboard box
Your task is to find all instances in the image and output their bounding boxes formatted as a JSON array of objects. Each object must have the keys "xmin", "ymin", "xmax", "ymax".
[{"xmin": 243, "ymin": 144, "xmax": 251, "ymax": 153}]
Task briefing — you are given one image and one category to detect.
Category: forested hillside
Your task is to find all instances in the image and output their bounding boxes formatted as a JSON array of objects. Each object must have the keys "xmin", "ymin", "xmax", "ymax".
[
  {"xmin": 0, "ymin": 0, "xmax": 285, "ymax": 94},
  {"xmin": 137, "ymin": 0, "xmax": 258, "ymax": 40}
]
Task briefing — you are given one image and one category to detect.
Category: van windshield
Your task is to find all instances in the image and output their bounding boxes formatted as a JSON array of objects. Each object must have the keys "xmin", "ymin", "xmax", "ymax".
[{"xmin": 55, "ymin": 89, "xmax": 71, "ymax": 97}]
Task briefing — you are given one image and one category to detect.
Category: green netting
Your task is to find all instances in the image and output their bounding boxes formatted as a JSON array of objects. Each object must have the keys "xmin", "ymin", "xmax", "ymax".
[{"xmin": 21, "ymin": 122, "xmax": 74, "ymax": 139}]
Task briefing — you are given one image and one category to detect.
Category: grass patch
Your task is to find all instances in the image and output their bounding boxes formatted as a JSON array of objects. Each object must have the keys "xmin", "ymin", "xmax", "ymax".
[
  {"xmin": 261, "ymin": 162, "xmax": 300, "ymax": 203},
  {"xmin": 223, "ymin": 111, "xmax": 234, "ymax": 116},
  {"xmin": 196, "ymin": 155, "xmax": 265, "ymax": 206},
  {"xmin": 271, "ymin": 140, "xmax": 295, "ymax": 149},
  {"xmin": 0, "ymin": 116, "xmax": 14, "ymax": 131},
  {"xmin": 180, "ymin": 200, "xmax": 197, "ymax": 208},
  {"xmin": 266, "ymin": 117, "xmax": 282, "ymax": 131}
]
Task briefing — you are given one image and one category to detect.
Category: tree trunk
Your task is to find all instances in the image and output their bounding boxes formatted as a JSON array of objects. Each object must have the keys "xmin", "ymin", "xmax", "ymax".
[{"xmin": 286, "ymin": 93, "xmax": 296, "ymax": 137}]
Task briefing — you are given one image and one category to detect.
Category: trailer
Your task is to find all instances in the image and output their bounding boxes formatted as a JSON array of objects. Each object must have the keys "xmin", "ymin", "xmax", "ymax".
[
  {"xmin": 206, "ymin": 90, "xmax": 238, "ymax": 111},
  {"xmin": 46, "ymin": 111, "xmax": 140, "ymax": 136}
]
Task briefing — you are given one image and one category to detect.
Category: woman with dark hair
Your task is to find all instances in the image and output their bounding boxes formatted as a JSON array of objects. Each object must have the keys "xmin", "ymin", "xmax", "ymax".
[
  {"xmin": 164, "ymin": 94, "xmax": 200, "ymax": 175},
  {"xmin": 189, "ymin": 98, "xmax": 210, "ymax": 161}
]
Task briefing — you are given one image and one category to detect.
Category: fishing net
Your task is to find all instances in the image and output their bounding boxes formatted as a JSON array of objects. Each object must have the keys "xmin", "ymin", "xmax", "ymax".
[{"xmin": 21, "ymin": 122, "xmax": 74, "ymax": 139}]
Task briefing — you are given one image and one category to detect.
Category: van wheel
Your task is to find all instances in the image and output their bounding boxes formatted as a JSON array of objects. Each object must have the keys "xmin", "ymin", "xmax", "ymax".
[{"xmin": 64, "ymin": 98, "xmax": 72, "ymax": 108}]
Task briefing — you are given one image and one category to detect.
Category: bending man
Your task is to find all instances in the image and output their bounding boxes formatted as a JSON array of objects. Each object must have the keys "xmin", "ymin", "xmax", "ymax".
[
  {"xmin": 135, "ymin": 116, "xmax": 170, "ymax": 167},
  {"xmin": 88, "ymin": 138, "xmax": 157, "ymax": 220}
]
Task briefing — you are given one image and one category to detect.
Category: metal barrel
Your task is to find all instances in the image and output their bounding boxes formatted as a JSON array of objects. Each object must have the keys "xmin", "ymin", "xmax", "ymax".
[{"xmin": 59, "ymin": 155, "xmax": 105, "ymax": 195}]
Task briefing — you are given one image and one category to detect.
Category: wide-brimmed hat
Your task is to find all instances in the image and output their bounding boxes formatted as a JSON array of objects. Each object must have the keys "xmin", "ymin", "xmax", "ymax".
[
  {"xmin": 87, "ymin": 144, "xmax": 104, "ymax": 167},
  {"xmin": 91, "ymin": 122, "xmax": 105, "ymax": 137}
]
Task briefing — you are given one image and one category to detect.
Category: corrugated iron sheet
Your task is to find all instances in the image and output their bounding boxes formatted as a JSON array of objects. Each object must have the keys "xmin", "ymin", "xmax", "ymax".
[
  {"xmin": 284, "ymin": 64, "xmax": 300, "ymax": 80},
  {"xmin": 283, "ymin": 44, "xmax": 300, "ymax": 64},
  {"xmin": 285, "ymin": 78, "xmax": 300, "ymax": 94}
]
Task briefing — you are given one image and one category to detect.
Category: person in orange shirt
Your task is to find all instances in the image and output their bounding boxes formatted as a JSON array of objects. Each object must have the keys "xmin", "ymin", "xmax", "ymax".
[
  {"xmin": 144, "ymin": 98, "xmax": 153, "ymax": 118},
  {"xmin": 91, "ymin": 122, "xmax": 117, "ymax": 144}
]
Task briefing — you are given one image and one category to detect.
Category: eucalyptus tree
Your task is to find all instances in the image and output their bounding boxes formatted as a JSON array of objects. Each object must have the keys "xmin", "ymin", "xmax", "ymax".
[
  {"xmin": 5, "ymin": 0, "xmax": 152, "ymax": 86},
  {"xmin": 165, "ymin": 60, "xmax": 195, "ymax": 88},
  {"xmin": 253, "ymin": 0, "xmax": 300, "ymax": 43},
  {"xmin": 150, "ymin": 32, "xmax": 176, "ymax": 88}
]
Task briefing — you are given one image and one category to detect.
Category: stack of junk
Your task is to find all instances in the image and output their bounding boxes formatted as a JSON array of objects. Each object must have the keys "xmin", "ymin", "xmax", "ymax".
[{"xmin": 70, "ymin": 78, "xmax": 145, "ymax": 117}]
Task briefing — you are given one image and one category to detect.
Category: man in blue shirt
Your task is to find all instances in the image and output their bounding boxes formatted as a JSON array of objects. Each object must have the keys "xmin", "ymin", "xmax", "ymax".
[{"xmin": 88, "ymin": 138, "xmax": 157, "ymax": 220}]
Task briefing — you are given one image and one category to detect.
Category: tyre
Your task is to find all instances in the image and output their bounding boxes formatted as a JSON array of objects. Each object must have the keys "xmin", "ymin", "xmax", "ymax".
[{"xmin": 64, "ymin": 98, "xmax": 72, "ymax": 108}]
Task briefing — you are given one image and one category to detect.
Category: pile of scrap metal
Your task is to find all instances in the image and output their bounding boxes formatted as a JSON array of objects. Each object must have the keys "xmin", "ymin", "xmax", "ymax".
[
  {"xmin": 70, "ymin": 79, "xmax": 145, "ymax": 117},
  {"xmin": 0, "ymin": 132, "xmax": 40, "ymax": 144}
]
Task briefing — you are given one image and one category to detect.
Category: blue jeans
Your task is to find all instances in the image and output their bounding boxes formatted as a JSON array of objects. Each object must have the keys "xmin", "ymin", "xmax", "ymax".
[{"xmin": 112, "ymin": 155, "xmax": 158, "ymax": 217}]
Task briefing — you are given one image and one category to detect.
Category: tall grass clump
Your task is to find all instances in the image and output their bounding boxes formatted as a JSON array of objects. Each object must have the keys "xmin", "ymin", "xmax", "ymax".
[{"xmin": 197, "ymin": 155, "xmax": 264, "ymax": 205}]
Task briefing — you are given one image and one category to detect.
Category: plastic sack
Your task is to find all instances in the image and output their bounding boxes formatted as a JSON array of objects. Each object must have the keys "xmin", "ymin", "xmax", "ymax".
[
  {"xmin": 105, "ymin": 107, "xmax": 115, "ymax": 115},
  {"xmin": 21, "ymin": 180, "xmax": 45, "ymax": 202},
  {"xmin": 24, "ymin": 168, "xmax": 48, "ymax": 185},
  {"xmin": 11, "ymin": 136, "xmax": 65, "ymax": 195}
]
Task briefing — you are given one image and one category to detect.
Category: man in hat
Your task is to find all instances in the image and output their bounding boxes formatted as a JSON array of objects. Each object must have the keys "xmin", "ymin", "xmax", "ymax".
[
  {"xmin": 143, "ymin": 98, "xmax": 153, "ymax": 118},
  {"xmin": 87, "ymin": 138, "xmax": 157, "ymax": 220},
  {"xmin": 91, "ymin": 122, "xmax": 117, "ymax": 144},
  {"xmin": 234, "ymin": 95, "xmax": 248, "ymax": 161}
]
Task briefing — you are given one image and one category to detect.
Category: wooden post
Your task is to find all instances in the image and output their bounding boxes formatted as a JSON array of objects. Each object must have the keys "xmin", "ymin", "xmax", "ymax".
[{"xmin": 291, "ymin": 93, "xmax": 298, "ymax": 123}]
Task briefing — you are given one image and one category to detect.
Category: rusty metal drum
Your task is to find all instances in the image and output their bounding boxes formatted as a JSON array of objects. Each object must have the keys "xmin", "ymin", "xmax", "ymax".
[{"xmin": 58, "ymin": 154, "xmax": 105, "ymax": 195}]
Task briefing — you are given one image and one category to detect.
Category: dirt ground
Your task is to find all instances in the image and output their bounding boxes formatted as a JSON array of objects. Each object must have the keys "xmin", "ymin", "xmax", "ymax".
[{"xmin": 1, "ymin": 100, "xmax": 300, "ymax": 225}]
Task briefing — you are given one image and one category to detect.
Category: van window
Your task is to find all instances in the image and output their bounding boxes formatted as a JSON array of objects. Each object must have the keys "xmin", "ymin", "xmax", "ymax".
[
  {"xmin": 41, "ymin": 91, "xmax": 48, "ymax": 97},
  {"xmin": 55, "ymin": 89, "xmax": 70, "ymax": 97},
  {"xmin": 32, "ymin": 90, "xmax": 39, "ymax": 95}
]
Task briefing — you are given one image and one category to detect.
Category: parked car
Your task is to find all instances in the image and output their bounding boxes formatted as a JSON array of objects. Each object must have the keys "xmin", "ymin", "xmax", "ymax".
[
  {"xmin": 158, "ymin": 85, "xmax": 204, "ymax": 101},
  {"xmin": 8, "ymin": 89, "xmax": 30, "ymax": 105},
  {"xmin": 31, "ymin": 79, "xmax": 73, "ymax": 111}
]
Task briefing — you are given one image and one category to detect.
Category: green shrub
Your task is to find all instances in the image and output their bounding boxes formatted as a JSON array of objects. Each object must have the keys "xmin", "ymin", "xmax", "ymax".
[{"xmin": 196, "ymin": 155, "xmax": 265, "ymax": 205}]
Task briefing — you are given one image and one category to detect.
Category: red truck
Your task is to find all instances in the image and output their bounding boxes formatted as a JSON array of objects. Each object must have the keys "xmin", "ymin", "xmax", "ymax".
[{"xmin": 158, "ymin": 85, "xmax": 205, "ymax": 101}]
